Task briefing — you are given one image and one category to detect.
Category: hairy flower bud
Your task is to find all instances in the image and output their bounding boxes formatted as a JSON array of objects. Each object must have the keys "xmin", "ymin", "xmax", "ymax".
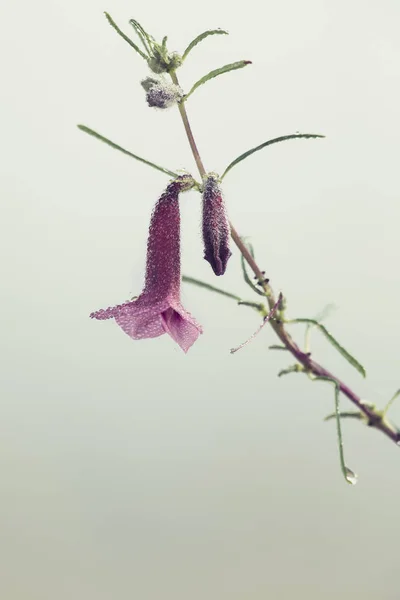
[
  {"xmin": 140, "ymin": 77, "xmax": 160, "ymax": 92},
  {"xmin": 148, "ymin": 50, "xmax": 183, "ymax": 74},
  {"xmin": 141, "ymin": 77, "xmax": 183, "ymax": 109},
  {"xmin": 202, "ymin": 173, "xmax": 232, "ymax": 276}
]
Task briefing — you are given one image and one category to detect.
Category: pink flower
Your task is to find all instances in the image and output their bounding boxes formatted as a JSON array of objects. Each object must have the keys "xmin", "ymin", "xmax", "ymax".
[
  {"xmin": 202, "ymin": 173, "xmax": 232, "ymax": 276},
  {"xmin": 90, "ymin": 175, "xmax": 202, "ymax": 352}
]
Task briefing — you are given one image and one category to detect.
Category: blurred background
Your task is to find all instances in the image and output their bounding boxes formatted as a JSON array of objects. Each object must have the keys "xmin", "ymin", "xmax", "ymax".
[{"xmin": 1, "ymin": 0, "xmax": 400, "ymax": 598}]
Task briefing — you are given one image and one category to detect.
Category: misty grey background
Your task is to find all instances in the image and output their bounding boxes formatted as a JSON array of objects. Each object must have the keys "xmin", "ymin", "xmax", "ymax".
[{"xmin": 1, "ymin": 0, "xmax": 400, "ymax": 598}]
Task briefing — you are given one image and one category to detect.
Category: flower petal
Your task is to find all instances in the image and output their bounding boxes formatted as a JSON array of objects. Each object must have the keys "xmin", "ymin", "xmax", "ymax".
[
  {"xmin": 161, "ymin": 307, "xmax": 202, "ymax": 353},
  {"xmin": 91, "ymin": 300, "xmax": 168, "ymax": 340}
]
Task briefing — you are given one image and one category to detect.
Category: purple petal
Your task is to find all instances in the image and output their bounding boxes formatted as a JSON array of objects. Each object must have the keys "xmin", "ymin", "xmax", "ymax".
[
  {"xmin": 91, "ymin": 300, "xmax": 167, "ymax": 340},
  {"xmin": 90, "ymin": 295, "xmax": 202, "ymax": 352},
  {"xmin": 161, "ymin": 307, "xmax": 202, "ymax": 353}
]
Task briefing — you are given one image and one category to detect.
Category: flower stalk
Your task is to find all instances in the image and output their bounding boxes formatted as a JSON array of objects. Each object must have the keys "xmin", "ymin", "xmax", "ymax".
[{"xmin": 169, "ymin": 69, "xmax": 400, "ymax": 449}]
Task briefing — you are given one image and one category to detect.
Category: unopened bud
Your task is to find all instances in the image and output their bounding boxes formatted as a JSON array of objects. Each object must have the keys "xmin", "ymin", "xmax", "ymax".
[
  {"xmin": 148, "ymin": 49, "xmax": 183, "ymax": 74},
  {"xmin": 141, "ymin": 77, "xmax": 183, "ymax": 109},
  {"xmin": 202, "ymin": 173, "xmax": 232, "ymax": 276},
  {"xmin": 140, "ymin": 77, "xmax": 160, "ymax": 92}
]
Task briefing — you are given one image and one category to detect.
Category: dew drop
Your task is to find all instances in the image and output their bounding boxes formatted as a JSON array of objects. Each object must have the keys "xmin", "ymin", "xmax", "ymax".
[{"xmin": 345, "ymin": 467, "xmax": 358, "ymax": 485}]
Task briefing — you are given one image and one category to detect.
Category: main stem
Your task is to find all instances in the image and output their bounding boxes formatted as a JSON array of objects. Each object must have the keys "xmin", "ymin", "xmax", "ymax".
[{"xmin": 170, "ymin": 71, "xmax": 400, "ymax": 446}]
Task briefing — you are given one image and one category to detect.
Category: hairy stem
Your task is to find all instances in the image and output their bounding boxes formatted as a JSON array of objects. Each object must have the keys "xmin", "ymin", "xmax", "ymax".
[
  {"xmin": 170, "ymin": 71, "xmax": 206, "ymax": 178},
  {"xmin": 170, "ymin": 71, "xmax": 400, "ymax": 446}
]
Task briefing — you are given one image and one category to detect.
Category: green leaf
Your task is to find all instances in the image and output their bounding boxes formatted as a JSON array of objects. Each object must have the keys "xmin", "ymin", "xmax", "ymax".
[
  {"xmin": 313, "ymin": 376, "xmax": 357, "ymax": 485},
  {"xmin": 383, "ymin": 388, "xmax": 400, "ymax": 417},
  {"xmin": 240, "ymin": 242, "xmax": 266, "ymax": 297},
  {"xmin": 182, "ymin": 276, "xmax": 265, "ymax": 312},
  {"xmin": 269, "ymin": 345, "xmax": 288, "ymax": 351},
  {"xmin": 184, "ymin": 60, "xmax": 252, "ymax": 100},
  {"xmin": 104, "ymin": 13, "xmax": 148, "ymax": 60},
  {"xmin": 324, "ymin": 411, "xmax": 364, "ymax": 422},
  {"xmin": 77, "ymin": 125, "xmax": 179, "ymax": 178},
  {"xmin": 182, "ymin": 275, "xmax": 241, "ymax": 302},
  {"xmin": 304, "ymin": 303, "xmax": 337, "ymax": 353},
  {"xmin": 237, "ymin": 300, "xmax": 265, "ymax": 312},
  {"xmin": 288, "ymin": 318, "xmax": 366, "ymax": 378},
  {"xmin": 128, "ymin": 19, "xmax": 154, "ymax": 55},
  {"xmin": 182, "ymin": 29, "xmax": 229, "ymax": 61},
  {"xmin": 278, "ymin": 364, "xmax": 303, "ymax": 377},
  {"xmin": 221, "ymin": 133, "xmax": 325, "ymax": 179}
]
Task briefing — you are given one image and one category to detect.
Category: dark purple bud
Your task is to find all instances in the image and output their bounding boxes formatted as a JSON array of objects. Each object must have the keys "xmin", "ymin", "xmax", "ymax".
[
  {"xmin": 141, "ymin": 77, "xmax": 183, "ymax": 109},
  {"xmin": 202, "ymin": 173, "xmax": 232, "ymax": 276}
]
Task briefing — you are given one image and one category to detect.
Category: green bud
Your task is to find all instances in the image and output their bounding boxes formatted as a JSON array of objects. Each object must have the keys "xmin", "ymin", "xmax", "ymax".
[{"xmin": 148, "ymin": 46, "xmax": 183, "ymax": 74}]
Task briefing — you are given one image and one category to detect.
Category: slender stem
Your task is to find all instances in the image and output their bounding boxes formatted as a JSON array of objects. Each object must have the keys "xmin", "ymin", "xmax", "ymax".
[
  {"xmin": 170, "ymin": 71, "xmax": 400, "ymax": 446},
  {"xmin": 170, "ymin": 72, "xmax": 206, "ymax": 178}
]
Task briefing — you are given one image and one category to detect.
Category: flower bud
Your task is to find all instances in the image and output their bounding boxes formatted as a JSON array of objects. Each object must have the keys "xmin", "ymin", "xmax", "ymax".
[
  {"xmin": 202, "ymin": 173, "xmax": 232, "ymax": 276},
  {"xmin": 148, "ymin": 49, "xmax": 183, "ymax": 74},
  {"xmin": 140, "ymin": 77, "xmax": 160, "ymax": 92},
  {"xmin": 141, "ymin": 77, "xmax": 183, "ymax": 109}
]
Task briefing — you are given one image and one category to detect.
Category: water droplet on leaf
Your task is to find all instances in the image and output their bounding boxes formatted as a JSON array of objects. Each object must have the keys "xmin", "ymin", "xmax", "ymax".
[{"xmin": 345, "ymin": 467, "xmax": 358, "ymax": 485}]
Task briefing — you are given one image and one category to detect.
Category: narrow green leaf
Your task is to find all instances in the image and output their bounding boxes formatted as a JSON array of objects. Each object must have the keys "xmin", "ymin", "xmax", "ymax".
[
  {"xmin": 278, "ymin": 364, "xmax": 303, "ymax": 377},
  {"xmin": 313, "ymin": 376, "xmax": 357, "ymax": 485},
  {"xmin": 237, "ymin": 300, "xmax": 265, "ymax": 312},
  {"xmin": 289, "ymin": 318, "xmax": 366, "ymax": 378},
  {"xmin": 304, "ymin": 303, "xmax": 337, "ymax": 353},
  {"xmin": 269, "ymin": 345, "xmax": 288, "ymax": 351},
  {"xmin": 182, "ymin": 29, "xmax": 229, "ymax": 61},
  {"xmin": 184, "ymin": 60, "xmax": 251, "ymax": 100},
  {"xmin": 240, "ymin": 242, "xmax": 266, "ymax": 297},
  {"xmin": 383, "ymin": 388, "xmax": 400, "ymax": 417},
  {"xmin": 182, "ymin": 275, "xmax": 241, "ymax": 301},
  {"xmin": 221, "ymin": 133, "xmax": 325, "ymax": 179},
  {"xmin": 128, "ymin": 19, "xmax": 154, "ymax": 55},
  {"xmin": 104, "ymin": 13, "xmax": 148, "ymax": 59},
  {"xmin": 77, "ymin": 125, "xmax": 178, "ymax": 178},
  {"xmin": 324, "ymin": 411, "xmax": 364, "ymax": 422}
]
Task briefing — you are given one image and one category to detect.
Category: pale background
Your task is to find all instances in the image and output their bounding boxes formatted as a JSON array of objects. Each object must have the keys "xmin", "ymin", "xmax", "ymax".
[{"xmin": 1, "ymin": 0, "xmax": 400, "ymax": 598}]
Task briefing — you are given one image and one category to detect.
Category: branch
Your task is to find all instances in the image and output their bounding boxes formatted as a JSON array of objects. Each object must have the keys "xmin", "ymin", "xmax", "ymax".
[{"xmin": 170, "ymin": 71, "xmax": 400, "ymax": 451}]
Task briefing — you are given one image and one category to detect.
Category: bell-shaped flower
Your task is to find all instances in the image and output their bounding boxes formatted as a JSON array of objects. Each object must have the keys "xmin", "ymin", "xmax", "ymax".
[
  {"xmin": 202, "ymin": 173, "xmax": 232, "ymax": 276},
  {"xmin": 90, "ymin": 175, "xmax": 202, "ymax": 352}
]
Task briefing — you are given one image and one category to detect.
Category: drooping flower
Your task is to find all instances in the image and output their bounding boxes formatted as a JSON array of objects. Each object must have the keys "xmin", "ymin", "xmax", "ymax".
[
  {"xmin": 202, "ymin": 172, "xmax": 232, "ymax": 276},
  {"xmin": 90, "ymin": 175, "xmax": 202, "ymax": 352}
]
